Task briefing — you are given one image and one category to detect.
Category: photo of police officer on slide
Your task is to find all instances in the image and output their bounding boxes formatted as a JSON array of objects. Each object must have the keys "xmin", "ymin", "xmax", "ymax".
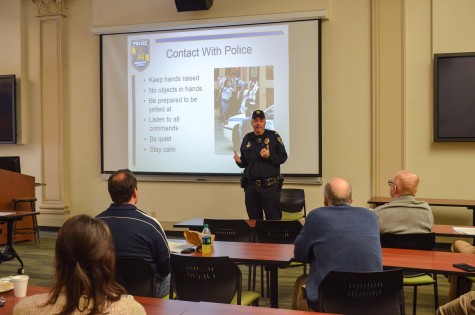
[{"xmin": 233, "ymin": 109, "xmax": 287, "ymax": 220}]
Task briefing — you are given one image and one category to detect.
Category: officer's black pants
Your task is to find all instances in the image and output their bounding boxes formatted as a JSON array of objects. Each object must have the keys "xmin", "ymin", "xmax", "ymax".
[{"xmin": 244, "ymin": 184, "xmax": 281, "ymax": 220}]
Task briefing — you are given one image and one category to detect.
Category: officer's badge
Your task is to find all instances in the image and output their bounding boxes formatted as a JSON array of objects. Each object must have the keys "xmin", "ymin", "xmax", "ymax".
[
  {"xmin": 246, "ymin": 142, "xmax": 251, "ymax": 148},
  {"xmin": 131, "ymin": 39, "xmax": 150, "ymax": 72},
  {"xmin": 264, "ymin": 138, "xmax": 270, "ymax": 145}
]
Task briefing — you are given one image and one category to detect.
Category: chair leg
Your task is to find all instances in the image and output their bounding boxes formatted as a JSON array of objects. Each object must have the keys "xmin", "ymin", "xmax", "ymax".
[
  {"xmin": 32, "ymin": 213, "xmax": 40, "ymax": 243},
  {"xmin": 260, "ymin": 265, "xmax": 265, "ymax": 297},
  {"xmin": 433, "ymin": 275, "xmax": 439, "ymax": 310},
  {"xmin": 266, "ymin": 267, "xmax": 270, "ymax": 298},
  {"xmin": 400, "ymin": 289, "xmax": 406, "ymax": 315},
  {"xmin": 412, "ymin": 286, "xmax": 417, "ymax": 315},
  {"xmin": 247, "ymin": 265, "xmax": 252, "ymax": 290},
  {"xmin": 252, "ymin": 265, "xmax": 257, "ymax": 291}
]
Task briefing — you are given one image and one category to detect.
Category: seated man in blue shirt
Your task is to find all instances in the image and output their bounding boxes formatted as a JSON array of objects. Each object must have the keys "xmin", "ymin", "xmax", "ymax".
[
  {"xmin": 294, "ymin": 177, "xmax": 383, "ymax": 311},
  {"xmin": 97, "ymin": 169, "xmax": 170, "ymax": 298}
]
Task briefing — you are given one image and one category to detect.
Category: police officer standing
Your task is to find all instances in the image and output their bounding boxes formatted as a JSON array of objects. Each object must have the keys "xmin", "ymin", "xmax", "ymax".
[{"xmin": 233, "ymin": 109, "xmax": 288, "ymax": 219}]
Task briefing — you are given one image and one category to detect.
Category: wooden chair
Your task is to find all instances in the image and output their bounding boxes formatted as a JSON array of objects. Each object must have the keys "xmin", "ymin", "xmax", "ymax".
[
  {"xmin": 170, "ymin": 254, "xmax": 260, "ymax": 306},
  {"xmin": 280, "ymin": 188, "xmax": 307, "ymax": 220},
  {"xmin": 318, "ymin": 269, "xmax": 405, "ymax": 315},
  {"xmin": 115, "ymin": 256, "xmax": 156, "ymax": 297},
  {"xmin": 380, "ymin": 233, "xmax": 438, "ymax": 315}
]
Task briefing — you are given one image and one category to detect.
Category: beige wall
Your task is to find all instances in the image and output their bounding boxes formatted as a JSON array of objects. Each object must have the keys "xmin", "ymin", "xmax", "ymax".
[
  {"xmin": 1, "ymin": 0, "xmax": 474, "ymax": 230},
  {"xmin": 405, "ymin": 0, "xmax": 475, "ymax": 225}
]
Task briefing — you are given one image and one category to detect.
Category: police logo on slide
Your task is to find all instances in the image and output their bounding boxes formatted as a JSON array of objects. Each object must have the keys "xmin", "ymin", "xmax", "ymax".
[{"xmin": 131, "ymin": 39, "xmax": 150, "ymax": 72}]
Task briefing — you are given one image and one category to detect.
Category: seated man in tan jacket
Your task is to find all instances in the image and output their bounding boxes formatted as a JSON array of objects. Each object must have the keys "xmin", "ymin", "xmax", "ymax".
[{"xmin": 373, "ymin": 170, "xmax": 434, "ymax": 234}]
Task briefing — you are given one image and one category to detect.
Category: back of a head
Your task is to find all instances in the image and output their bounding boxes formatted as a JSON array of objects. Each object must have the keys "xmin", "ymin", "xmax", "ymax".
[
  {"xmin": 56, "ymin": 214, "xmax": 114, "ymax": 274},
  {"xmin": 324, "ymin": 177, "xmax": 353, "ymax": 206},
  {"xmin": 394, "ymin": 170, "xmax": 419, "ymax": 196},
  {"xmin": 51, "ymin": 215, "xmax": 125, "ymax": 314},
  {"xmin": 108, "ymin": 169, "xmax": 137, "ymax": 203}
]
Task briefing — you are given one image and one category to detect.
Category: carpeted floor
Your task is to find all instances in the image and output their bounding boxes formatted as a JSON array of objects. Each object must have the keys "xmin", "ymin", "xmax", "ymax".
[{"xmin": 0, "ymin": 231, "xmax": 454, "ymax": 313}]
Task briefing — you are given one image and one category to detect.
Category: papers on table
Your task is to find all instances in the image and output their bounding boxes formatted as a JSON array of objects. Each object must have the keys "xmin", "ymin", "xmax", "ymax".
[
  {"xmin": 168, "ymin": 240, "xmax": 192, "ymax": 253},
  {"xmin": 452, "ymin": 227, "xmax": 475, "ymax": 235}
]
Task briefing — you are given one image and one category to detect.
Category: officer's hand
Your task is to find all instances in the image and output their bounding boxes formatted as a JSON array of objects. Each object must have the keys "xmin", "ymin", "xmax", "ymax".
[
  {"xmin": 233, "ymin": 151, "xmax": 241, "ymax": 163},
  {"xmin": 260, "ymin": 145, "xmax": 270, "ymax": 159}
]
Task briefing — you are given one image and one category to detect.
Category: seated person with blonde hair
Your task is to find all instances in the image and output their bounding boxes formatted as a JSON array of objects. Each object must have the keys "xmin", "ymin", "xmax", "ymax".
[
  {"xmin": 445, "ymin": 239, "xmax": 475, "ymax": 304},
  {"xmin": 437, "ymin": 290, "xmax": 475, "ymax": 315},
  {"xmin": 13, "ymin": 215, "xmax": 145, "ymax": 315}
]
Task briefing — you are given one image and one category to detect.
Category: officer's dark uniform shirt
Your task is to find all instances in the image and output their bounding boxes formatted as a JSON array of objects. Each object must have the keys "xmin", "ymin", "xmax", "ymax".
[{"xmin": 236, "ymin": 129, "xmax": 287, "ymax": 180}]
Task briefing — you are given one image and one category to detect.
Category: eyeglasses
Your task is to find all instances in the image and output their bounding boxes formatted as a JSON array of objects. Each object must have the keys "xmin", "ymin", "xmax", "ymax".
[{"xmin": 387, "ymin": 179, "xmax": 395, "ymax": 186}]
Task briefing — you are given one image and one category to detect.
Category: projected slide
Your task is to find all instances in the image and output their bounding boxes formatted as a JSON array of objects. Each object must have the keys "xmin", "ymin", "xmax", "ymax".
[
  {"xmin": 126, "ymin": 25, "xmax": 289, "ymax": 173},
  {"xmin": 101, "ymin": 19, "xmax": 321, "ymax": 177}
]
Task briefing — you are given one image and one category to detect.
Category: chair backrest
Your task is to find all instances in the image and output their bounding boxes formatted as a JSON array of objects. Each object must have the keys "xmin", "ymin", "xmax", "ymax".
[
  {"xmin": 318, "ymin": 269, "xmax": 405, "ymax": 315},
  {"xmin": 380, "ymin": 233, "xmax": 436, "ymax": 250},
  {"xmin": 280, "ymin": 189, "xmax": 306, "ymax": 219},
  {"xmin": 203, "ymin": 219, "xmax": 252, "ymax": 242},
  {"xmin": 254, "ymin": 220, "xmax": 302, "ymax": 244},
  {"xmin": 115, "ymin": 256, "xmax": 156, "ymax": 297},
  {"xmin": 170, "ymin": 254, "xmax": 243, "ymax": 304}
]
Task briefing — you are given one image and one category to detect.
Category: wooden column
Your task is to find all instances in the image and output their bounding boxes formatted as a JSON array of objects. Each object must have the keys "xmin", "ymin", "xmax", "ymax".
[
  {"xmin": 34, "ymin": 1, "xmax": 71, "ymax": 227},
  {"xmin": 371, "ymin": 0, "xmax": 405, "ymax": 196}
]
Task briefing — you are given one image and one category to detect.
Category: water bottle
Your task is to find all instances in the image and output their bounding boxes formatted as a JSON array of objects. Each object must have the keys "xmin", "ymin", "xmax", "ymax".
[{"xmin": 201, "ymin": 224, "xmax": 212, "ymax": 254}]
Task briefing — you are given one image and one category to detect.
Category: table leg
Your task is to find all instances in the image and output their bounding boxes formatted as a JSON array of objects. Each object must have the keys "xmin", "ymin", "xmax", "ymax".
[
  {"xmin": 470, "ymin": 207, "xmax": 475, "ymax": 227},
  {"xmin": 268, "ymin": 265, "xmax": 279, "ymax": 308},
  {"xmin": 2, "ymin": 220, "xmax": 24, "ymax": 267}
]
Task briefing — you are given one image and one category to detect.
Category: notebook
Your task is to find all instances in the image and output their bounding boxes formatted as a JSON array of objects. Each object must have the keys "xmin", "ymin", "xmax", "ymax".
[{"xmin": 452, "ymin": 227, "xmax": 475, "ymax": 235}]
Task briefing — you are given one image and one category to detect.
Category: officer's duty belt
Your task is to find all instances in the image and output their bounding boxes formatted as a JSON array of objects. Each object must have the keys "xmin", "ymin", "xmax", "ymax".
[{"xmin": 249, "ymin": 177, "xmax": 279, "ymax": 188}]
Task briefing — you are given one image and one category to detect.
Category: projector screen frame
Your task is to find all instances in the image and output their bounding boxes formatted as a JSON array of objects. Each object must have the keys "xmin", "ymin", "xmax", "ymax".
[{"xmin": 97, "ymin": 12, "xmax": 325, "ymax": 184}]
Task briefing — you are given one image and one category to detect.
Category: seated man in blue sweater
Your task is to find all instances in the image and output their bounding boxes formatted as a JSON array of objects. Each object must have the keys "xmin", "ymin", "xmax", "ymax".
[
  {"xmin": 97, "ymin": 169, "xmax": 170, "ymax": 298},
  {"xmin": 294, "ymin": 177, "xmax": 383, "ymax": 311}
]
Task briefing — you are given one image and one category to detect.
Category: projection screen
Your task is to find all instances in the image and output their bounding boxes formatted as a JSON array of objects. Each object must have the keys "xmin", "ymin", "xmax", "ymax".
[{"xmin": 99, "ymin": 15, "xmax": 322, "ymax": 183}]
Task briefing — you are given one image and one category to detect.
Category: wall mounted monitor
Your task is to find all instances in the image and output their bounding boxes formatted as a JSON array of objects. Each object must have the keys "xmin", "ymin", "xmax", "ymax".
[
  {"xmin": 0, "ymin": 156, "xmax": 21, "ymax": 173},
  {"xmin": 0, "ymin": 74, "xmax": 17, "ymax": 144},
  {"xmin": 434, "ymin": 52, "xmax": 475, "ymax": 142}
]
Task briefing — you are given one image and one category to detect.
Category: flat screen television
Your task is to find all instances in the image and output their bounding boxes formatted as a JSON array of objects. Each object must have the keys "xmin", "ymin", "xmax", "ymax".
[
  {"xmin": 434, "ymin": 52, "xmax": 475, "ymax": 142},
  {"xmin": 0, "ymin": 74, "xmax": 17, "ymax": 144},
  {"xmin": 0, "ymin": 156, "xmax": 21, "ymax": 173}
]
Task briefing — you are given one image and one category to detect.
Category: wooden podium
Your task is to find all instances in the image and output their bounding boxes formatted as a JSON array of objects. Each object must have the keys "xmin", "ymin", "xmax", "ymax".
[{"xmin": 0, "ymin": 169, "xmax": 36, "ymax": 245}]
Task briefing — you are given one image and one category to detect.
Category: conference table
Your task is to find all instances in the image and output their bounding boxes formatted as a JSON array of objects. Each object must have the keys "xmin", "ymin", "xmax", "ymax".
[
  {"xmin": 0, "ymin": 285, "xmax": 336, "ymax": 314},
  {"xmin": 368, "ymin": 197, "xmax": 475, "ymax": 225},
  {"xmin": 173, "ymin": 218, "xmax": 257, "ymax": 230},
  {"xmin": 172, "ymin": 218, "xmax": 475, "ymax": 308},
  {"xmin": 174, "ymin": 218, "xmax": 475, "ymax": 239},
  {"xmin": 174, "ymin": 240, "xmax": 293, "ymax": 308},
  {"xmin": 170, "ymin": 239, "xmax": 475, "ymax": 309},
  {"xmin": 0, "ymin": 211, "xmax": 41, "ymax": 273},
  {"xmin": 432, "ymin": 224, "xmax": 475, "ymax": 238}
]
